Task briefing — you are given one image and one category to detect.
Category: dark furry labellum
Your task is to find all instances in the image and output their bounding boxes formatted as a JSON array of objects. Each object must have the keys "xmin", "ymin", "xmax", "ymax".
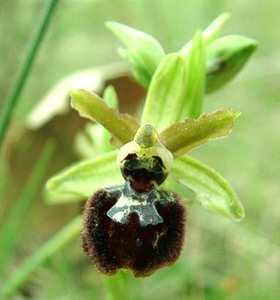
[
  {"xmin": 82, "ymin": 124, "xmax": 186, "ymax": 277},
  {"xmin": 82, "ymin": 182, "xmax": 186, "ymax": 277}
]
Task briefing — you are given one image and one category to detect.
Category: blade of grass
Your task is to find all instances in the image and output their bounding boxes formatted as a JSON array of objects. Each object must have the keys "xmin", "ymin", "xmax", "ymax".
[
  {"xmin": 0, "ymin": 140, "xmax": 56, "ymax": 273},
  {"xmin": 0, "ymin": 0, "xmax": 59, "ymax": 148},
  {"xmin": 0, "ymin": 216, "xmax": 82, "ymax": 299}
]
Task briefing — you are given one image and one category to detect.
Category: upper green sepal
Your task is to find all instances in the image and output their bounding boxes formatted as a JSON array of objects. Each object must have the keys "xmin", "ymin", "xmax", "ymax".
[
  {"xmin": 106, "ymin": 21, "xmax": 165, "ymax": 88},
  {"xmin": 141, "ymin": 53, "xmax": 187, "ymax": 131},
  {"xmin": 70, "ymin": 89, "xmax": 140, "ymax": 147},
  {"xmin": 205, "ymin": 35, "xmax": 258, "ymax": 93},
  {"xmin": 202, "ymin": 13, "xmax": 230, "ymax": 45},
  {"xmin": 180, "ymin": 13, "xmax": 230, "ymax": 55},
  {"xmin": 180, "ymin": 31, "xmax": 206, "ymax": 119}
]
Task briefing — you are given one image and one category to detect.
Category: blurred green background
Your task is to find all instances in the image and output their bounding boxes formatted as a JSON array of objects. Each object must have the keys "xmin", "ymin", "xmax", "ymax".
[{"xmin": 0, "ymin": 0, "xmax": 279, "ymax": 299}]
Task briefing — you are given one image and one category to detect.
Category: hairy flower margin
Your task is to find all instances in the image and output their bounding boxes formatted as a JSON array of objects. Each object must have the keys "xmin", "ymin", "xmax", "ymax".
[{"xmin": 45, "ymin": 14, "xmax": 257, "ymax": 276}]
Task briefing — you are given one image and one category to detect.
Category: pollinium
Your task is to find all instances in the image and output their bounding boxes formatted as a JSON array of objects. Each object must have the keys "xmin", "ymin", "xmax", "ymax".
[{"xmin": 82, "ymin": 125, "xmax": 186, "ymax": 277}]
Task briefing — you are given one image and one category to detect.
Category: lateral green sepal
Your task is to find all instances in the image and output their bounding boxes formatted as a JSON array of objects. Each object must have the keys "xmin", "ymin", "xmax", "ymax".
[
  {"xmin": 45, "ymin": 150, "xmax": 123, "ymax": 203},
  {"xmin": 169, "ymin": 155, "xmax": 245, "ymax": 221}
]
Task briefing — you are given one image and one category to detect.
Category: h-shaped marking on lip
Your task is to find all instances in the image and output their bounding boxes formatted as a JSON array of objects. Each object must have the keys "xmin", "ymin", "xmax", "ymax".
[{"xmin": 106, "ymin": 184, "xmax": 163, "ymax": 227}]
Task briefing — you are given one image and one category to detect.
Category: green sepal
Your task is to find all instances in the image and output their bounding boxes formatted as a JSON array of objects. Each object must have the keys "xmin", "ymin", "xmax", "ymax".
[
  {"xmin": 203, "ymin": 13, "xmax": 230, "ymax": 45},
  {"xmin": 107, "ymin": 21, "xmax": 165, "ymax": 88},
  {"xmin": 169, "ymin": 155, "xmax": 245, "ymax": 221},
  {"xmin": 141, "ymin": 54, "xmax": 187, "ymax": 131},
  {"xmin": 70, "ymin": 89, "xmax": 140, "ymax": 147},
  {"xmin": 180, "ymin": 13, "xmax": 230, "ymax": 55},
  {"xmin": 159, "ymin": 109, "xmax": 240, "ymax": 157},
  {"xmin": 45, "ymin": 150, "xmax": 123, "ymax": 203},
  {"xmin": 205, "ymin": 35, "xmax": 258, "ymax": 93},
  {"xmin": 180, "ymin": 31, "xmax": 206, "ymax": 119},
  {"xmin": 118, "ymin": 47, "xmax": 151, "ymax": 88}
]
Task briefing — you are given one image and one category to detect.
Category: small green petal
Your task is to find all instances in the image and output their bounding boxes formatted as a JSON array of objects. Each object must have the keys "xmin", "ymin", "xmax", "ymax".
[
  {"xmin": 159, "ymin": 109, "xmax": 239, "ymax": 157},
  {"xmin": 169, "ymin": 155, "xmax": 245, "ymax": 221},
  {"xmin": 103, "ymin": 85, "xmax": 119, "ymax": 108},
  {"xmin": 206, "ymin": 35, "xmax": 258, "ymax": 93},
  {"xmin": 45, "ymin": 150, "xmax": 123, "ymax": 203},
  {"xmin": 74, "ymin": 86, "xmax": 119, "ymax": 158},
  {"xmin": 74, "ymin": 123, "xmax": 104, "ymax": 158},
  {"xmin": 70, "ymin": 89, "xmax": 140, "ymax": 147},
  {"xmin": 107, "ymin": 21, "xmax": 165, "ymax": 88},
  {"xmin": 141, "ymin": 54, "xmax": 187, "ymax": 131}
]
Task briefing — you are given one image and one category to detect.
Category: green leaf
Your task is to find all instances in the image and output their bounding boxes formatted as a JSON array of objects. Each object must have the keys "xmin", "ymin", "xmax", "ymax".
[
  {"xmin": 180, "ymin": 13, "xmax": 230, "ymax": 55},
  {"xmin": 70, "ymin": 89, "xmax": 139, "ymax": 147},
  {"xmin": 169, "ymin": 155, "xmax": 245, "ymax": 221},
  {"xmin": 205, "ymin": 35, "xmax": 258, "ymax": 93},
  {"xmin": 107, "ymin": 21, "xmax": 165, "ymax": 88},
  {"xmin": 159, "ymin": 109, "xmax": 239, "ymax": 157},
  {"xmin": 141, "ymin": 54, "xmax": 187, "ymax": 131},
  {"xmin": 180, "ymin": 31, "xmax": 206, "ymax": 119},
  {"xmin": 45, "ymin": 150, "xmax": 123, "ymax": 203}
]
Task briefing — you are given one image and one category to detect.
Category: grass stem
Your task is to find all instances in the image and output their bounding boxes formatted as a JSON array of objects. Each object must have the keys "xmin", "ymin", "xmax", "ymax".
[{"xmin": 0, "ymin": 0, "xmax": 59, "ymax": 148}]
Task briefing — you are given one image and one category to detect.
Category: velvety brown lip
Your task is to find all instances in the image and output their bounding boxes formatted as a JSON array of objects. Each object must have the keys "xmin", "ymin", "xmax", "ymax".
[{"xmin": 82, "ymin": 186, "xmax": 186, "ymax": 277}]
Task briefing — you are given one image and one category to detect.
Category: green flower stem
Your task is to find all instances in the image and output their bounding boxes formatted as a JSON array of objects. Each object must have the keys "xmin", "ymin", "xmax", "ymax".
[
  {"xmin": 0, "ymin": 0, "xmax": 59, "ymax": 148},
  {"xmin": 0, "ymin": 216, "xmax": 82, "ymax": 299},
  {"xmin": 104, "ymin": 270, "xmax": 131, "ymax": 300}
]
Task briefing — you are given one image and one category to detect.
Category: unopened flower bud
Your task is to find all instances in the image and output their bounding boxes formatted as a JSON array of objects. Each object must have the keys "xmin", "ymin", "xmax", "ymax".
[{"xmin": 206, "ymin": 35, "xmax": 258, "ymax": 93}]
